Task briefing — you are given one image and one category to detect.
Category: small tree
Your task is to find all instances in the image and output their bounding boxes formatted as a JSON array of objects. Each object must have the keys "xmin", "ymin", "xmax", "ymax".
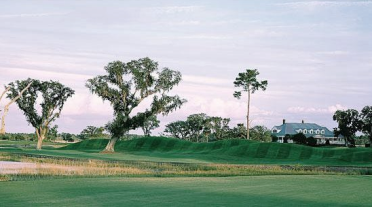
[
  {"xmin": 233, "ymin": 69, "xmax": 268, "ymax": 140},
  {"xmin": 8, "ymin": 79, "xmax": 74, "ymax": 150},
  {"xmin": 80, "ymin": 126, "xmax": 105, "ymax": 138},
  {"xmin": 333, "ymin": 109, "xmax": 361, "ymax": 147},
  {"xmin": 164, "ymin": 120, "xmax": 190, "ymax": 140},
  {"xmin": 87, "ymin": 57, "xmax": 186, "ymax": 152},
  {"xmin": 250, "ymin": 125, "xmax": 272, "ymax": 142},
  {"xmin": 360, "ymin": 106, "xmax": 372, "ymax": 146},
  {"xmin": 142, "ymin": 115, "xmax": 160, "ymax": 136},
  {"xmin": 0, "ymin": 79, "xmax": 33, "ymax": 134}
]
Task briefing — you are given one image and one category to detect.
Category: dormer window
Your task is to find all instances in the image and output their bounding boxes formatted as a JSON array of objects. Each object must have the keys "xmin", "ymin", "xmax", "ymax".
[
  {"xmin": 273, "ymin": 129, "xmax": 278, "ymax": 133},
  {"xmin": 316, "ymin": 129, "xmax": 320, "ymax": 134},
  {"xmin": 298, "ymin": 129, "xmax": 302, "ymax": 133},
  {"xmin": 303, "ymin": 129, "xmax": 307, "ymax": 134},
  {"xmin": 309, "ymin": 129, "xmax": 314, "ymax": 134},
  {"xmin": 321, "ymin": 130, "xmax": 325, "ymax": 134}
]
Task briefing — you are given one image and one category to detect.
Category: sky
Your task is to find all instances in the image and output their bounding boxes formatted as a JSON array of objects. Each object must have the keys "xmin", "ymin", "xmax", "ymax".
[{"xmin": 1, "ymin": 0, "xmax": 371, "ymax": 135}]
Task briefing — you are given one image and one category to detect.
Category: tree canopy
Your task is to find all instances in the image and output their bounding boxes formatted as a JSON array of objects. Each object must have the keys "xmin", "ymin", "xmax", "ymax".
[
  {"xmin": 86, "ymin": 57, "xmax": 186, "ymax": 152},
  {"xmin": 8, "ymin": 79, "xmax": 74, "ymax": 150},
  {"xmin": 333, "ymin": 109, "xmax": 362, "ymax": 147}
]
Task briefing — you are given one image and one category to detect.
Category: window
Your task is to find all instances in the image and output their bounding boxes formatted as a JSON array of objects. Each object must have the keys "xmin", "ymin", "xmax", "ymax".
[
  {"xmin": 316, "ymin": 129, "xmax": 320, "ymax": 134},
  {"xmin": 273, "ymin": 129, "xmax": 278, "ymax": 133},
  {"xmin": 309, "ymin": 129, "xmax": 314, "ymax": 134},
  {"xmin": 321, "ymin": 130, "xmax": 325, "ymax": 134},
  {"xmin": 298, "ymin": 129, "xmax": 302, "ymax": 133},
  {"xmin": 303, "ymin": 129, "xmax": 307, "ymax": 134}
]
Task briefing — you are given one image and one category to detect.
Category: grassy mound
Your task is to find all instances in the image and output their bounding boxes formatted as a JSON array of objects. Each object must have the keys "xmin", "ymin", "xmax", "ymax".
[{"xmin": 62, "ymin": 137, "xmax": 372, "ymax": 164}]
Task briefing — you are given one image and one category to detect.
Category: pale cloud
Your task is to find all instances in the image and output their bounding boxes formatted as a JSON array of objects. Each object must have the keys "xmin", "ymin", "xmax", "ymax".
[
  {"xmin": 179, "ymin": 35, "xmax": 231, "ymax": 40},
  {"xmin": 316, "ymin": 51, "xmax": 350, "ymax": 55},
  {"xmin": 287, "ymin": 104, "xmax": 347, "ymax": 114},
  {"xmin": 145, "ymin": 6, "xmax": 202, "ymax": 14},
  {"xmin": 277, "ymin": 1, "xmax": 372, "ymax": 9},
  {"xmin": 0, "ymin": 12, "xmax": 69, "ymax": 18}
]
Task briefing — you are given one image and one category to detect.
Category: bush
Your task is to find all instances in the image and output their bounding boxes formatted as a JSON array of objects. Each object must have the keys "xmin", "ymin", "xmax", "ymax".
[
  {"xmin": 0, "ymin": 134, "xmax": 10, "ymax": 140},
  {"xmin": 307, "ymin": 137, "xmax": 317, "ymax": 146},
  {"xmin": 292, "ymin": 133, "xmax": 307, "ymax": 145},
  {"xmin": 14, "ymin": 134, "xmax": 25, "ymax": 141},
  {"xmin": 271, "ymin": 135, "xmax": 278, "ymax": 142}
]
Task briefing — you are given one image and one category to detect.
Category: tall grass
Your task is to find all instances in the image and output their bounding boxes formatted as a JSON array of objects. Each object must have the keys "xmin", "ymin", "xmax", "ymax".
[{"xmin": 0, "ymin": 152, "xmax": 366, "ymax": 182}]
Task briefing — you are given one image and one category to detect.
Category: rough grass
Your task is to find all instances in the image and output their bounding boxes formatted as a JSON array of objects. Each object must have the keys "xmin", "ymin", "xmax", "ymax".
[
  {"xmin": 61, "ymin": 137, "xmax": 372, "ymax": 165},
  {"xmin": 1, "ymin": 176, "xmax": 372, "ymax": 206},
  {"xmin": 1, "ymin": 152, "xmax": 350, "ymax": 181}
]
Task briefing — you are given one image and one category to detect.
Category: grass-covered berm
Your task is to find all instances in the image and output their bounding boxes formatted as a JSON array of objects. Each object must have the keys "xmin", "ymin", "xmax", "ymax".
[{"xmin": 62, "ymin": 136, "xmax": 372, "ymax": 165}]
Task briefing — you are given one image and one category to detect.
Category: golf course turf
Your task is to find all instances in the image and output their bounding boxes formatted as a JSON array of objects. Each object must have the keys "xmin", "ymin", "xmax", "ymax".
[
  {"xmin": 1, "ymin": 137, "xmax": 372, "ymax": 206},
  {"xmin": 1, "ymin": 176, "xmax": 372, "ymax": 206}
]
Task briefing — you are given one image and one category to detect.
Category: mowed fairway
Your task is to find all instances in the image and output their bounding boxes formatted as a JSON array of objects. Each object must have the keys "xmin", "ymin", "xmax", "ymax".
[{"xmin": 1, "ymin": 175, "xmax": 372, "ymax": 206}]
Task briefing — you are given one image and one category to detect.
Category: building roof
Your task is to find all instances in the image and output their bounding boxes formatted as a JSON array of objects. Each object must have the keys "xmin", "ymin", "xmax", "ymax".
[{"xmin": 271, "ymin": 122, "xmax": 334, "ymax": 138}]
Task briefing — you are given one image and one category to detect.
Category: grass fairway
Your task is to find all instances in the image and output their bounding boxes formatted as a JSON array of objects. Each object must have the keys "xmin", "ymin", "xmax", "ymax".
[{"xmin": 1, "ymin": 175, "xmax": 372, "ymax": 206}]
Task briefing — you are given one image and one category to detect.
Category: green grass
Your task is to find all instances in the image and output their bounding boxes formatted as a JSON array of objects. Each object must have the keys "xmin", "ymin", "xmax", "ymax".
[
  {"xmin": 59, "ymin": 137, "xmax": 372, "ymax": 166},
  {"xmin": 0, "ymin": 175, "xmax": 371, "ymax": 206}
]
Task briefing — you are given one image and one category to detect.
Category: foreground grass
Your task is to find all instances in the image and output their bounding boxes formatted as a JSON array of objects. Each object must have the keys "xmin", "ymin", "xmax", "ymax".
[
  {"xmin": 1, "ymin": 176, "xmax": 372, "ymax": 206},
  {"xmin": 1, "ymin": 152, "xmax": 351, "ymax": 181}
]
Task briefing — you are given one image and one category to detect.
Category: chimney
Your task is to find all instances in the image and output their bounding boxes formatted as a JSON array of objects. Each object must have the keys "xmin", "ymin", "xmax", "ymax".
[
  {"xmin": 283, "ymin": 119, "xmax": 286, "ymax": 124},
  {"xmin": 302, "ymin": 120, "xmax": 304, "ymax": 124}
]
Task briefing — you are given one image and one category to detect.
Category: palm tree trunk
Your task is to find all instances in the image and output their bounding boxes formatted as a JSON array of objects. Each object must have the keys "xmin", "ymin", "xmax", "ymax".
[{"xmin": 246, "ymin": 89, "xmax": 251, "ymax": 140}]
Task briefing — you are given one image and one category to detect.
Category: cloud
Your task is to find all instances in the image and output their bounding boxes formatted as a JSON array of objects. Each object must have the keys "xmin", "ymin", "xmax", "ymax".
[
  {"xmin": 145, "ymin": 6, "xmax": 202, "ymax": 14},
  {"xmin": 287, "ymin": 104, "xmax": 347, "ymax": 114},
  {"xmin": 0, "ymin": 12, "xmax": 69, "ymax": 18},
  {"xmin": 316, "ymin": 51, "xmax": 350, "ymax": 55},
  {"xmin": 276, "ymin": 1, "xmax": 372, "ymax": 10},
  {"xmin": 179, "ymin": 35, "xmax": 231, "ymax": 40}
]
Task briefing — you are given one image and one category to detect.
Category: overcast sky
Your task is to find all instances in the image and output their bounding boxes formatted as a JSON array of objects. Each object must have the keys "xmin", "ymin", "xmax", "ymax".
[{"xmin": 1, "ymin": 0, "xmax": 371, "ymax": 135}]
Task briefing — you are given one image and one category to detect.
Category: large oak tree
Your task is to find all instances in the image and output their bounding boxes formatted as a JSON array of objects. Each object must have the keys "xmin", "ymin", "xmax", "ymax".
[
  {"xmin": 8, "ymin": 79, "xmax": 74, "ymax": 150},
  {"xmin": 86, "ymin": 57, "xmax": 186, "ymax": 152}
]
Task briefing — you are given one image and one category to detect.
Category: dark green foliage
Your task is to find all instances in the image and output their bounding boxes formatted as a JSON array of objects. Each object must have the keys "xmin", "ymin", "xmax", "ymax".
[
  {"xmin": 86, "ymin": 57, "xmax": 186, "ymax": 151},
  {"xmin": 165, "ymin": 113, "xmax": 231, "ymax": 142},
  {"xmin": 360, "ymin": 106, "xmax": 372, "ymax": 145},
  {"xmin": 271, "ymin": 135, "xmax": 278, "ymax": 142},
  {"xmin": 307, "ymin": 137, "xmax": 317, "ymax": 147},
  {"xmin": 142, "ymin": 115, "xmax": 160, "ymax": 136},
  {"xmin": 333, "ymin": 109, "xmax": 362, "ymax": 147},
  {"xmin": 7, "ymin": 79, "xmax": 74, "ymax": 149},
  {"xmin": 292, "ymin": 133, "xmax": 307, "ymax": 145},
  {"xmin": 80, "ymin": 126, "xmax": 105, "ymax": 139},
  {"xmin": 250, "ymin": 125, "xmax": 271, "ymax": 142}
]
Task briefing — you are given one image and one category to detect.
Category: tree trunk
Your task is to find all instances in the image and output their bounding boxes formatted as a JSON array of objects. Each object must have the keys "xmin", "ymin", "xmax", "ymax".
[
  {"xmin": 246, "ymin": 89, "xmax": 251, "ymax": 140},
  {"xmin": 36, "ymin": 127, "xmax": 47, "ymax": 150},
  {"xmin": 0, "ymin": 82, "xmax": 32, "ymax": 134},
  {"xmin": 0, "ymin": 103, "xmax": 10, "ymax": 135},
  {"xmin": 102, "ymin": 137, "xmax": 119, "ymax": 153}
]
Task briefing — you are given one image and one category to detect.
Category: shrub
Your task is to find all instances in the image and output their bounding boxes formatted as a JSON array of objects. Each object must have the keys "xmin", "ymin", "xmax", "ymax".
[
  {"xmin": 307, "ymin": 137, "xmax": 317, "ymax": 147},
  {"xmin": 0, "ymin": 134, "xmax": 10, "ymax": 140},
  {"xmin": 292, "ymin": 133, "xmax": 307, "ymax": 145}
]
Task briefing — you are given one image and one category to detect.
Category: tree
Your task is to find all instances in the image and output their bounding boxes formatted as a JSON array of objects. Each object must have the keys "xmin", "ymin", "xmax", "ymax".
[
  {"xmin": 333, "ymin": 109, "xmax": 362, "ymax": 147},
  {"xmin": 186, "ymin": 113, "xmax": 208, "ymax": 142},
  {"xmin": 233, "ymin": 69, "xmax": 268, "ymax": 140},
  {"xmin": 80, "ymin": 125, "xmax": 105, "ymax": 138},
  {"xmin": 142, "ymin": 115, "xmax": 160, "ymax": 136},
  {"xmin": 207, "ymin": 117, "xmax": 231, "ymax": 141},
  {"xmin": 164, "ymin": 120, "xmax": 190, "ymax": 140},
  {"xmin": 228, "ymin": 123, "xmax": 247, "ymax": 139},
  {"xmin": 0, "ymin": 79, "xmax": 33, "ymax": 134},
  {"xmin": 292, "ymin": 133, "xmax": 307, "ymax": 145},
  {"xmin": 86, "ymin": 57, "xmax": 186, "ymax": 152},
  {"xmin": 360, "ymin": 106, "xmax": 372, "ymax": 146},
  {"xmin": 8, "ymin": 79, "xmax": 74, "ymax": 150},
  {"xmin": 250, "ymin": 125, "xmax": 272, "ymax": 142},
  {"xmin": 47, "ymin": 125, "xmax": 58, "ymax": 141}
]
